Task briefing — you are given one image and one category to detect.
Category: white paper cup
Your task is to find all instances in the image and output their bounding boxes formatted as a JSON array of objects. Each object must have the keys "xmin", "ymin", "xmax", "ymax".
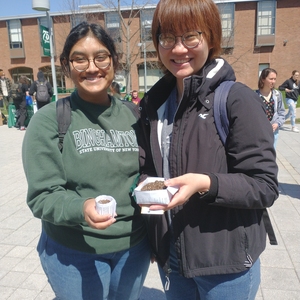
[{"xmin": 95, "ymin": 195, "xmax": 116, "ymax": 217}]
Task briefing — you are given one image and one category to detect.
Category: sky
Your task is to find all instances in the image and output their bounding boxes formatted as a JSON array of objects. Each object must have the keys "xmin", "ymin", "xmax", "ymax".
[{"xmin": 1, "ymin": 0, "xmax": 155, "ymax": 18}]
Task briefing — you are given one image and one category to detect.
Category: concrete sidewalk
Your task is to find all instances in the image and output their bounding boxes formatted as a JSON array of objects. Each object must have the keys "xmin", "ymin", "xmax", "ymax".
[{"xmin": 0, "ymin": 123, "xmax": 299, "ymax": 300}]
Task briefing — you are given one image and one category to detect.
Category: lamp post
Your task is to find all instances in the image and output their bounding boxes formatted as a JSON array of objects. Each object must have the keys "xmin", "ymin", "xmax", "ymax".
[
  {"xmin": 32, "ymin": 0, "xmax": 58, "ymax": 101},
  {"xmin": 138, "ymin": 42, "xmax": 147, "ymax": 93}
]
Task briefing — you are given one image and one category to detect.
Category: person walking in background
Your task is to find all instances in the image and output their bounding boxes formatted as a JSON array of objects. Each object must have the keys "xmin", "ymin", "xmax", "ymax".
[
  {"xmin": 29, "ymin": 71, "xmax": 53, "ymax": 110},
  {"xmin": 256, "ymin": 68, "xmax": 285, "ymax": 148},
  {"xmin": 22, "ymin": 22, "xmax": 150, "ymax": 300},
  {"xmin": 138, "ymin": 0, "xmax": 279, "ymax": 299},
  {"xmin": 131, "ymin": 90, "xmax": 141, "ymax": 105},
  {"xmin": 0, "ymin": 71, "xmax": 12, "ymax": 112},
  {"xmin": 14, "ymin": 76, "xmax": 30, "ymax": 131},
  {"xmin": 279, "ymin": 70, "xmax": 300, "ymax": 133},
  {"xmin": 110, "ymin": 81, "xmax": 123, "ymax": 100}
]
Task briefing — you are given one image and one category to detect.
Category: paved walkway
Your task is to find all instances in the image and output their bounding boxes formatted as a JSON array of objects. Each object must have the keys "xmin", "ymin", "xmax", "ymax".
[{"xmin": 0, "ymin": 121, "xmax": 299, "ymax": 300}]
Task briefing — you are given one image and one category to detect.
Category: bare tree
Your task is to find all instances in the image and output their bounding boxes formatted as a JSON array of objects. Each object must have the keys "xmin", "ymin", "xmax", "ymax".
[
  {"xmin": 93, "ymin": 0, "xmax": 157, "ymax": 92},
  {"xmin": 54, "ymin": 0, "xmax": 158, "ymax": 92}
]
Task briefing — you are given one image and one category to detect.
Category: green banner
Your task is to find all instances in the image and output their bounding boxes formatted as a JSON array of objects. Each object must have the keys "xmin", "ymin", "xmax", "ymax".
[{"xmin": 40, "ymin": 25, "xmax": 50, "ymax": 56}]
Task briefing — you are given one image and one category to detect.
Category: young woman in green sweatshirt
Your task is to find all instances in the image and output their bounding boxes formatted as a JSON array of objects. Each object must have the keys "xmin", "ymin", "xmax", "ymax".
[{"xmin": 22, "ymin": 22, "xmax": 150, "ymax": 300}]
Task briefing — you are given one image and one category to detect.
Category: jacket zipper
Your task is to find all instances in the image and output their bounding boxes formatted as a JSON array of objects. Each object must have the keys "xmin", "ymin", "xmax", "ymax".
[{"xmin": 243, "ymin": 232, "xmax": 253, "ymax": 268}]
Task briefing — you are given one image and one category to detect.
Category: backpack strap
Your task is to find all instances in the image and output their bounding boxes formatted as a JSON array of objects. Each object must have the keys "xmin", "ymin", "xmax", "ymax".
[
  {"xmin": 56, "ymin": 96, "xmax": 71, "ymax": 152},
  {"xmin": 121, "ymin": 100, "xmax": 140, "ymax": 119},
  {"xmin": 213, "ymin": 81, "xmax": 278, "ymax": 245},
  {"xmin": 213, "ymin": 81, "xmax": 235, "ymax": 145},
  {"xmin": 262, "ymin": 209, "xmax": 277, "ymax": 245}
]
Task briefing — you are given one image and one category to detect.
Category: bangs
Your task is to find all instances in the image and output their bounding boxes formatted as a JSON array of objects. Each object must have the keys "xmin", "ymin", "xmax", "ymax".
[{"xmin": 157, "ymin": 3, "xmax": 203, "ymax": 34}]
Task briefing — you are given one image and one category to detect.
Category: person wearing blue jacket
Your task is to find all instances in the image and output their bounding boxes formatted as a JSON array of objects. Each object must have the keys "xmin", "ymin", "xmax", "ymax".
[{"xmin": 256, "ymin": 68, "xmax": 286, "ymax": 148}]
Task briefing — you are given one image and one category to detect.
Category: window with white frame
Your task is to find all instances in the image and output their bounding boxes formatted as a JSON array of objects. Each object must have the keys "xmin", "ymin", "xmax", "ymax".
[
  {"xmin": 218, "ymin": 3, "xmax": 234, "ymax": 48},
  {"xmin": 256, "ymin": 0, "xmax": 276, "ymax": 46},
  {"xmin": 218, "ymin": 3, "xmax": 234, "ymax": 39},
  {"xmin": 7, "ymin": 19, "xmax": 23, "ymax": 49},
  {"xmin": 259, "ymin": 63, "xmax": 270, "ymax": 78},
  {"xmin": 140, "ymin": 9, "xmax": 154, "ymax": 42},
  {"xmin": 105, "ymin": 12, "xmax": 121, "ymax": 43},
  {"xmin": 257, "ymin": 1, "xmax": 276, "ymax": 35}
]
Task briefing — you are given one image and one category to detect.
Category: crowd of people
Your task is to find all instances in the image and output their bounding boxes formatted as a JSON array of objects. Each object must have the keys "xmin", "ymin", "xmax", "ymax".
[
  {"xmin": 0, "ymin": 0, "xmax": 298, "ymax": 299},
  {"xmin": 0, "ymin": 70, "xmax": 53, "ymax": 129}
]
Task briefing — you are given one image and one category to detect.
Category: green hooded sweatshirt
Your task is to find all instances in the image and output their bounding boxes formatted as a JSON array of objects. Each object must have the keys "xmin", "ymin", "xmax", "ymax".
[{"xmin": 22, "ymin": 91, "xmax": 146, "ymax": 254}]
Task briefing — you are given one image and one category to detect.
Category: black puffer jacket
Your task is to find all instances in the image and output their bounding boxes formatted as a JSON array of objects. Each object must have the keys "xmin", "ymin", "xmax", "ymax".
[{"xmin": 138, "ymin": 58, "xmax": 279, "ymax": 278}]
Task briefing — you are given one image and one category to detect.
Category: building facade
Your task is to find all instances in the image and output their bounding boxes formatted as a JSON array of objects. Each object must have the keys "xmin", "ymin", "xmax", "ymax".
[{"xmin": 0, "ymin": 0, "xmax": 299, "ymax": 95}]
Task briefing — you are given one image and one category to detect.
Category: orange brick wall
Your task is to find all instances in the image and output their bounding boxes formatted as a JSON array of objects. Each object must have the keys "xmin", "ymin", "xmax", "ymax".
[
  {"xmin": 0, "ymin": 1, "xmax": 299, "ymax": 91},
  {"xmin": 223, "ymin": 0, "xmax": 300, "ymax": 89}
]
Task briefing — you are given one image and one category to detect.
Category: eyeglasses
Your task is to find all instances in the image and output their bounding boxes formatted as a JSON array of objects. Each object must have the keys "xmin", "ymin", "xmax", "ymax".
[
  {"xmin": 159, "ymin": 31, "xmax": 202, "ymax": 49},
  {"xmin": 69, "ymin": 54, "xmax": 111, "ymax": 72}
]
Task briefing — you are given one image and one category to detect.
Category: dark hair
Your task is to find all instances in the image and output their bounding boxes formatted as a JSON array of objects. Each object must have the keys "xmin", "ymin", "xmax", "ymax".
[
  {"xmin": 111, "ymin": 81, "xmax": 121, "ymax": 94},
  {"xmin": 60, "ymin": 22, "xmax": 119, "ymax": 77},
  {"xmin": 258, "ymin": 68, "xmax": 277, "ymax": 89},
  {"xmin": 19, "ymin": 75, "xmax": 29, "ymax": 85},
  {"xmin": 37, "ymin": 71, "xmax": 46, "ymax": 82},
  {"xmin": 291, "ymin": 70, "xmax": 299, "ymax": 85},
  {"xmin": 152, "ymin": 0, "xmax": 222, "ymax": 75}
]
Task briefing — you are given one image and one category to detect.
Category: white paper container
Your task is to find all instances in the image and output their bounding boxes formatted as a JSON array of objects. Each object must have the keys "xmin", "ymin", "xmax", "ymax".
[
  {"xmin": 140, "ymin": 205, "xmax": 165, "ymax": 215},
  {"xmin": 95, "ymin": 195, "xmax": 116, "ymax": 217},
  {"xmin": 133, "ymin": 177, "xmax": 178, "ymax": 205}
]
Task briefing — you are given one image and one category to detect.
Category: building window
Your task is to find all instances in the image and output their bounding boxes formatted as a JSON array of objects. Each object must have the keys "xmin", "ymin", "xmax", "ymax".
[
  {"xmin": 39, "ymin": 16, "xmax": 48, "ymax": 29},
  {"xmin": 218, "ymin": 3, "xmax": 234, "ymax": 48},
  {"xmin": 7, "ymin": 19, "xmax": 23, "ymax": 49},
  {"xmin": 71, "ymin": 14, "xmax": 85, "ymax": 28},
  {"xmin": 140, "ymin": 9, "xmax": 154, "ymax": 42},
  {"xmin": 256, "ymin": 0, "xmax": 276, "ymax": 46},
  {"xmin": 259, "ymin": 63, "xmax": 269, "ymax": 78},
  {"xmin": 105, "ymin": 12, "xmax": 121, "ymax": 43}
]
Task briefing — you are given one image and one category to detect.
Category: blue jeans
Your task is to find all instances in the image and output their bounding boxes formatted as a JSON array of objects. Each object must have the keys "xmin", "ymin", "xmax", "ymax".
[
  {"xmin": 285, "ymin": 98, "xmax": 297, "ymax": 127},
  {"xmin": 37, "ymin": 230, "xmax": 150, "ymax": 300},
  {"xmin": 158, "ymin": 242, "xmax": 260, "ymax": 300}
]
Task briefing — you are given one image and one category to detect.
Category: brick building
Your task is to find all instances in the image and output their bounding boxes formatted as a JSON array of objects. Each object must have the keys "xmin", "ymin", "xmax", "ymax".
[{"xmin": 0, "ymin": 0, "xmax": 299, "ymax": 95}]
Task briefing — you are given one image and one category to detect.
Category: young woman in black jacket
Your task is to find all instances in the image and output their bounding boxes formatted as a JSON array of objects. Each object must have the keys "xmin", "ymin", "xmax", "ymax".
[
  {"xmin": 279, "ymin": 70, "xmax": 300, "ymax": 133},
  {"xmin": 138, "ymin": 0, "xmax": 279, "ymax": 299},
  {"xmin": 14, "ymin": 75, "xmax": 29, "ymax": 130}
]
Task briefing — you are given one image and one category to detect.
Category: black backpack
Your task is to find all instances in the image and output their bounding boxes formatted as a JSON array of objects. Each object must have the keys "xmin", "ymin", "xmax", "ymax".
[{"xmin": 214, "ymin": 81, "xmax": 277, "ymax": 245}]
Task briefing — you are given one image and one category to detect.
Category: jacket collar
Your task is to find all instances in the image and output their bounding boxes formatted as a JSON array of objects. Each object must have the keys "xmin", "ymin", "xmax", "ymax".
[{"xmin": 144, "ymin": 58, "xmax": 236, "ymax": 111}]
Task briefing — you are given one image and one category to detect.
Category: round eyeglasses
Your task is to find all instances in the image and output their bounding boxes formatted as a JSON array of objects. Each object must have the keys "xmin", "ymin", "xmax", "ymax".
[
  {"xmin": 159, "ymin": 31, "xmax": 202, "ymax": 49},
  {"xmin": 69, "ymin": 54, "xmax": 111, "ymax": 72}
]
